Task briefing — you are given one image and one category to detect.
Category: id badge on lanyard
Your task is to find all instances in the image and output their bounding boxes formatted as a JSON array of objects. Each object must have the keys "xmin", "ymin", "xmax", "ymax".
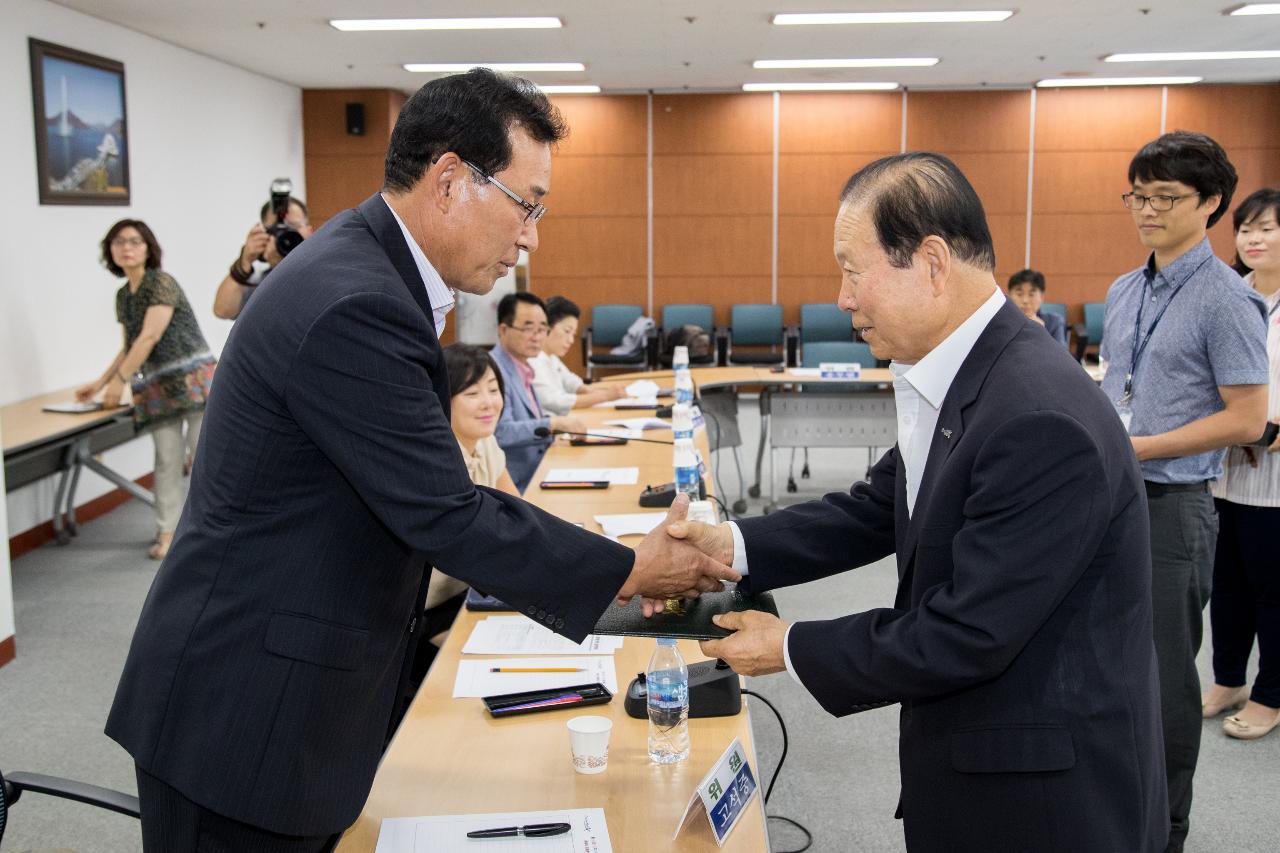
[{"xmin": 1114, "ymin": 391, "xmax": 1134, "ymax": 433}]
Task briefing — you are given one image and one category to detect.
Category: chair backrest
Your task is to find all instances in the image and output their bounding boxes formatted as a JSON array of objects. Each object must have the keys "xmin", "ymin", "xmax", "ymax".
[
  {"xmin": 1083, "ymin": 302, "xmax": 1105, "ymax": 342},
  {"xmin": 730, "ymin": 304, "xmax": 784, "ymax": 345},
  {"xmin": 661, "ymin": 303, "xmax": 714, "ymax": 334},
  {"xmin": 1041, "ymin": 302, "xmax": 1068, "ymax": 323},
  {"xmin": 589, "ymin": 304, "xmax": 643, "ymax": 346},
  {"xmin": 801, "ymin": 341, "xmax": 876, "ymax": 368},
  {"xmin": 799, "ymin": 303, "xmax": 852, "ymax": 343}
]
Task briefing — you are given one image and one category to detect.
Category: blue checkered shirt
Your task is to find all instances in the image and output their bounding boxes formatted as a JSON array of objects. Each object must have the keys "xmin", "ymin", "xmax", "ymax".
[{"xmin": 1100, "ymin": 237, "xmax": 1268, "ymax": 483}]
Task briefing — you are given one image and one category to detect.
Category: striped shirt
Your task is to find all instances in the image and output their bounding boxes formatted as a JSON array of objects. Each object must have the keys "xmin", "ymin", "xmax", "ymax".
[{"xmin": 1212, "ymin": 276, "xmax": 1280, "ymax": 507}]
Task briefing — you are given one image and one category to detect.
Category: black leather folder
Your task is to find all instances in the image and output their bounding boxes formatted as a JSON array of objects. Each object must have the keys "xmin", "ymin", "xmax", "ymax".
[{"xmin": 593, "ymin": 589, "xmax": 779, "ymax": 640}]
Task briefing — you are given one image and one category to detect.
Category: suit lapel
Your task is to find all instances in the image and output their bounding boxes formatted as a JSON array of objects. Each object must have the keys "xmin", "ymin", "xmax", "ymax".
[
  {"xmin": 893, "ymin": 300, "xmax": 1026, "ymax": 607},
  {"xmin": 355, "ymin": 193, "xmax": 450, "ymax": 410}
]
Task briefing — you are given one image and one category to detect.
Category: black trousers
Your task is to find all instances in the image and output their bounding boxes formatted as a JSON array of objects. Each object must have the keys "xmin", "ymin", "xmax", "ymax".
[
  {"xmin": 1145, "ymin": 482, "xmax": 1216, "ymax": 853},
  {"xmin": 1210, "ymin": 498, "xmax": 1280, "ymax": 709},
  {"xmin": 136, "ymin": 766, "xmax": 342, "ymax": 853}
]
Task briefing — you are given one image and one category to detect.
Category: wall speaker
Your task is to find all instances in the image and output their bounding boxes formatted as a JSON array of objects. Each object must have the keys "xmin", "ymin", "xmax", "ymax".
[{"xmin": 345, "ymin": 102, "xmax": 365, "ymax": 136}]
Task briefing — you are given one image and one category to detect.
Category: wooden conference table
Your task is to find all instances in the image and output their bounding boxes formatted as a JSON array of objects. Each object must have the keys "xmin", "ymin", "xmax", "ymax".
[
  {"xmin": 337, "ymin": 388, "xmax": 773, "ymax": 852},
  {"xmin": 0, "ymin": 386, "xmax": 153, "ymax": 544}
]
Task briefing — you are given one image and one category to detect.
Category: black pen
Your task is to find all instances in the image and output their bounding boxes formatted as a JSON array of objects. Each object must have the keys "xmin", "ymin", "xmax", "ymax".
[{"xmin": 467, "ymin": 822, "xmax": 572, "ymax": 839}]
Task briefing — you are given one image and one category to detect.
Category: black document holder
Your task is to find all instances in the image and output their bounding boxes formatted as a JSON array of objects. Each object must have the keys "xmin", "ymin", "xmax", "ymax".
[
  {"xmin": 593, "ymin": 589, "xmax": 779, "ymax": 640},
  {"xmin": 483, "ymin": 683, "xmax": 613, "ymax": 717}
]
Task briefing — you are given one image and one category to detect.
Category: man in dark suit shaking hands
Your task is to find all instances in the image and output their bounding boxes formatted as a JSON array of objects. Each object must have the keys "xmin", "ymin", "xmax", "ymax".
[
  {"xmin": 685, "ymin": 153, "xmax": 1168, "ymax": 852},
  {"xmin": 106, "ymin": 69, "xmax": 739, "ymax": 853}
]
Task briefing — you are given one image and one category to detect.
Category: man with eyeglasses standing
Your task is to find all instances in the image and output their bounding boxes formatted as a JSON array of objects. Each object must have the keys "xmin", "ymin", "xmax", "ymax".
[
  {"xmin": 490, "ymin": 291, "xmax": 589, "ymax": 491},
  {"xmin": 1101, "ymin": 130, "xmax": 1269, "ymax": 853},
  {"xmin": 106, "ymin": 69, "xmax": 739, "ymax": 853}
]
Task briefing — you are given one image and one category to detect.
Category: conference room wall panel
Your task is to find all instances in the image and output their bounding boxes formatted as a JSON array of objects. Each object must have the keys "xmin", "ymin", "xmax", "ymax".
[
  {"xmin": 1033, "ymin": 87, "xmax": 1163, "ymax": 152},
  {"xmin": 906, "ymin": 91, "xmax": 1032, "ymax": 154},
  {"xmin": 653, "ymin": 154, "xmax": 773, "ymax": 216},
  {"xmin": 778, "ymin": 153, "xmax": 891, "ymax": 216},
  {"xmin": 777, "ymin": 277, "xmax": 842, "ymax": 324},
  {"xmin": 1031, "ymin": 212, "xmax": 1150, "ymax": 277},
  {"xmin": 545, "ymin": 155, "xmax": 648, "ymax": 217},
  {"xmin": 777, "ymin": 92, "xmax": 903, "ymax": 154},
  {"xmin": 303, "ymin": 155, "xmax": 384, "ymax": 227},
  {"xmin": 552, "ymin": 95, "xmax": 648, "ymax": 156},
  {"xmin": 1165, "ymin": 84, "xmax": 1280, "ymax": 149},
  {"xmin": 987, "ymin": 213, "xmax": 1032, "ymax": 282},
  {"xmin": 653, "ymin": 94, "xmax": 773, "ymax": 154},
  {"xmin": 532, "ymin": 216, "xmax": 647, "ymax": 280},
  {"xmin": 653, "ymin": 216, "xmax": 772, "ymax": 277},
  {"xmin": 779, "ymin": 214, "xmax": 837, "ymax": 278},
  {"xmin": 1033, "ymin": 150, "xmax": 1140, "ymax": 214},
  {"xmin": 937, "ymin": 151, "xmax": 1030, "ymax": 215}
]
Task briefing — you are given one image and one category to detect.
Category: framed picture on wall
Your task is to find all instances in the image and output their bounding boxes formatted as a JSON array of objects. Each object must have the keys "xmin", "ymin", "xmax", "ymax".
[{"xmin": 28, "ymin": 38, "xmax": 130, "ymax": 205}]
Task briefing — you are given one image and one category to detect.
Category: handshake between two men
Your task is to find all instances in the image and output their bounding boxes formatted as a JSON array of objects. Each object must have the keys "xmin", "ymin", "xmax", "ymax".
[{"xmin": 617, "ymin": 494, "xmax": 790, "ymax": 678}]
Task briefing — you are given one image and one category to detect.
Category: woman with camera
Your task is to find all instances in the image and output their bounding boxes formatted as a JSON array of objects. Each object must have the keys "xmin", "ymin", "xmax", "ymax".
[{"xmin": 77, "ymin": 219, "xmax": 216, "ymax": 560}]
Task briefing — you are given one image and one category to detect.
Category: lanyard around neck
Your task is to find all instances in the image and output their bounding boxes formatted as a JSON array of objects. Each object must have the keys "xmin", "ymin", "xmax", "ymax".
[{"xmin": 1122, "ymin": 258, "xmax": 1209, "ymax": 400}]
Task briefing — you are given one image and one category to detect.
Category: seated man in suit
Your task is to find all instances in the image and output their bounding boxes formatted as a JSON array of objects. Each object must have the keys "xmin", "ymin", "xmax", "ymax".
[
  {"xmin": 490, "ymin": 291, "xmax": 587, "ymax": 491},
  {"xmin": 106, "ymin": 68, "xmax": 738, "ymax": 853},
  {"xmin": 1006, "ymin": 268, "xmax": 1068, "ymax": 347},
  {"xmin": 680, "ymin": 153, "xmax": 1168, "ymax": 852}
]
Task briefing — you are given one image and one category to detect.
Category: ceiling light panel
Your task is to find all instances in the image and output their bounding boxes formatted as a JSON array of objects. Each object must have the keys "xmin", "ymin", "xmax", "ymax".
[
  {"xmin": 330, "ymin": 18, "xmax": 562, "ymax": 31},
  {"xmin": 1227, "ymin": 4, "xmax": 1280, "ymax": 15},
  {"xmin": 405, "ymin": 62, "xmax": 586, "ymax": 73},
  {"xmin": 1037, "ymin": 76, "xmax": 1203, "ymax": 87},
  {"xmin": 743, "ymin": 82, "xmax": 901, "ymax": 91},
  {"xmin": 772, "ymin": 11, "xmax": 1013, "ymax": 25},
  {"xmin": 753, "ymin": 58, "xmax": 939, "ymax": 69},
  {"xmin": 1105, "ymin": 50, "xmax": 1280, "ymax": 61}
]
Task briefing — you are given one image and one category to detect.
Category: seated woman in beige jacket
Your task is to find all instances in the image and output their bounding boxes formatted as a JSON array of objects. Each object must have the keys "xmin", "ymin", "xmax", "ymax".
[{"xmin": 411, "ymin": 344, "xmax": 521, "ymax": 683}]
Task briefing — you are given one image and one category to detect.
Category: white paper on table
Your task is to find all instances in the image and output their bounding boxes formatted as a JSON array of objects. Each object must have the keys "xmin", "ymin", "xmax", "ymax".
[
  {"xmin": 591, "ymin": 395, "xmax": 658, "ymax": 408},
  {"xmin": 543, "ymin": 467, "xmax": 639, "ymax": 485},
  {"xmin": 625, "ymin": 379, "xmax": 661, "ymax": 398},
  {"xmin": 462, "ymin": 616, "xmax": 623, "ymax": 656},
  {"xmin": 582, "ymin": 427, "xmax": 645, "ymax": 440},
  {"xmin": 604, "ymin": 417, "xmax": 671, "ymax": 431},
  {"xmin": 375, "ymin": 807, "xmax": 612, "ymax": 853},
  {"xmin": 785, "ymin": 367, "xmax": 822, "ymax": 377},
  {"xmin": 42, "ymin": 401, "xmax": 103, "ymax": 414},
  {"xmin": 451, "ymin": 656, "xmax": 618, "ymax": 698},
  {"xmin": 594, "ymin": 512, "xmax": 668, "ymax": 538}
]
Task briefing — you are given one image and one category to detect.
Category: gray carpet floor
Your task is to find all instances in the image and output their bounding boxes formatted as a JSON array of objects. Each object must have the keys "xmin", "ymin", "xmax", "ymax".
[{"xmin": 2, "ymin": 397, "xmax": 1277, "ymax": 852}]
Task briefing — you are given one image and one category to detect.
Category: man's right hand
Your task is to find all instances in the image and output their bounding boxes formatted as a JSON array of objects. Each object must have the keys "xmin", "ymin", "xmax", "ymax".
[
  {"xmin": 239, "ymin": 223, "xmax": 270, "ymax": 274},
  {"xmin": 666, "ymin": 515, "xmax": 736, "ymax": 567},
  {"xmin": 617, "ymin": 495, "xmax": 741, "ymax": 615}
]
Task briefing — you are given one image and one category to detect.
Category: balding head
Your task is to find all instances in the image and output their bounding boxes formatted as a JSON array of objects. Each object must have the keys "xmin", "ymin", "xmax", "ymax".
[{"xmin": 840, "ymin": 152, "xmax": 996, "ymax": 273}]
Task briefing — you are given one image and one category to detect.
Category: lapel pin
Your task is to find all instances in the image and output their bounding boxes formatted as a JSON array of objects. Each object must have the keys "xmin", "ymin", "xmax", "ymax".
[{"xmin": 940, "ymin": 428, "xmax": 953, "ymax": 439}]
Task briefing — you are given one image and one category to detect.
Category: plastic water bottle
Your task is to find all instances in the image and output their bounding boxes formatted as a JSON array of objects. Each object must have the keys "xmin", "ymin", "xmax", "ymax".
[
  {"xmin": 671, "ymin": 345, "xmax": 690, "ymax": 373},
  {"xmin": 672, "ymin": 402, "xmax": 694, "ymax": 441},
  {"xmin": 647, "ymin": 638, "xmax": 690, "ymax": 764},
  {"xmin": 674, "ymin": 368, "xmax": 694, "ymax": 405},
  {"xmin": 673, "ymin": 438, "xmax": 700, "ymax": 499}
]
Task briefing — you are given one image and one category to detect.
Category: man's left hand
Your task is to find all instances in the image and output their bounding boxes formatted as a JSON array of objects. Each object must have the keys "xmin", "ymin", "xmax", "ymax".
[{"xmin": 699, "ymin": 611, "xmax": 790, "ymax": 676}]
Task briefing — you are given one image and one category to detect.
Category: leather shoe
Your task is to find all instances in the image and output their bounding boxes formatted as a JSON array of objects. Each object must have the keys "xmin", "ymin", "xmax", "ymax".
[
  {"xmin": 1202, "ymin": 685, "xmax": 1249, "ymax": 718},
  {"xmin": 1223, "ymin": 704, "xmax": 1280, "ymax": 740}
]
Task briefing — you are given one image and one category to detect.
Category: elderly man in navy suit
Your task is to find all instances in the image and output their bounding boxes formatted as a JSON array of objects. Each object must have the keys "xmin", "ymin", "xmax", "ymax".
[
  {"xmin": 106, "ymin": 69, "xmax": 739, "ymax": 853},
  {"xmin": 682, "ymin": 153, "xmax": 1168, "ymax": 852},
  {"xmin": 489, "ymin": 291, "xmax": 588, "ymax": 491}
]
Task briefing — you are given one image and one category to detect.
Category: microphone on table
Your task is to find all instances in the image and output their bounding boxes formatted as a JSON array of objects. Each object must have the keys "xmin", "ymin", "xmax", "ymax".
[{"xmin": 532, "ymin": 426, "xmax": 675, "ymax": 446}]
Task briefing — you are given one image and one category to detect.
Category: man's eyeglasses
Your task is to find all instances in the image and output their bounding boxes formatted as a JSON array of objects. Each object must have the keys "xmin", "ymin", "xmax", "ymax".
[
  {"xmin": 507, "ymin": 323, "xmax": 551, "ymax": 337},
  {"xmin": 463, "ymin": 160, "xmax": 546, "ymax": 224},
  {"xmin": 1121, "ymin": 192, "xmax": 1199, "ymax": 212}
]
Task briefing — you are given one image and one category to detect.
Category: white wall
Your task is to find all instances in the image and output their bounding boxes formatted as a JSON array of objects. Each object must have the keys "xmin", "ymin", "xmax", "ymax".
[
  {"xmin": 1, "ymin": 0, "xmax": 306, "ymax": 540},
  {"xmin": 0, "ymin": 419, "xmax": 14, "ymax": 644}
]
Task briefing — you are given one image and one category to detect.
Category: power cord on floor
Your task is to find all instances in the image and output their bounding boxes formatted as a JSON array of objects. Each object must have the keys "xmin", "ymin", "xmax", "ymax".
[
  {"xmin": 697, "ymin": 406, "xmax": 742, "ymax": 521},
  {"xmin": 740, "ymin": 688, "xmax": 813, "ymax": 852}
]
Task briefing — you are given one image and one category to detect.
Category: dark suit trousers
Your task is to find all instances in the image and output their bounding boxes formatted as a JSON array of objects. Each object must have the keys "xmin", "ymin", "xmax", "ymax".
[
  {"xmin": 1211, "ymin": 498, "xmax": 1280, "ymax": 708},
  {"xmin": 1146, "ymin": 483, "xmax": 1216, "ymax": 852},
  {"xmin": 136, "ymin": 766, "xmax": 342, "ymax": 853}
]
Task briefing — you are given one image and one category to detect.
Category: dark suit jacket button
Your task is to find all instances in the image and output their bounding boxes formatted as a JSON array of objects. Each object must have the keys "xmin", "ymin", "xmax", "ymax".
[
  {"xmin": 555, "ymin": 618, "xmax": 565, "ymax": 629},
  {"xmin": 526, "ymin": 606, "xmax": 538, "ymax": 616},
  {"xmin": 537, "ymin": 609, "xmax": 547, "ymax": 620}
]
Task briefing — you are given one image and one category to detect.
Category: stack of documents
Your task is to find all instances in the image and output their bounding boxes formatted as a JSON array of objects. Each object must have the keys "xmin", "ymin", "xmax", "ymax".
[{"xmin": 593, "ymin": 512, "xmax": 667, "ymax": 539}]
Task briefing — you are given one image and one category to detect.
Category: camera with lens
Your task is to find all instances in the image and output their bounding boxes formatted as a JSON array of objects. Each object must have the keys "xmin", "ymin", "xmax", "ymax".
[{"xmin": 267, "ymin": 177, "xmax": 305, "ymax": 258}]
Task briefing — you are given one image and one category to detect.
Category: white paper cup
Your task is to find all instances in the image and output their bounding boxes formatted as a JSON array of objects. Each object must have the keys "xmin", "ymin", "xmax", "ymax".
[{"xmin": 567, "ymin": 715, "xmax": 612, "ymax": 774}]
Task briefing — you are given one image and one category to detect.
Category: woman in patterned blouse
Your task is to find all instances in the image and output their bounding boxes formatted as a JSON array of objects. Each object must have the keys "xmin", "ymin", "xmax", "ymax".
[{"xmin": 76, "ymin": 220, "xmax": 216, "ymax": 560}]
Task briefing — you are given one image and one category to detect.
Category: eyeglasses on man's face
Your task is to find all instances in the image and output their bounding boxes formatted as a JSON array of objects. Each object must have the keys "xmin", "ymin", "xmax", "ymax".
[
  {"xmin": 463, "ymin": 160, "xmax": 546, "ymax": 224},
  {"xmin": 506, "ymin": 322, "xmax": 551, "ymax": 337},
  {"xmin": 1121, "ymin": 192, "xmax": 1200, "ymax": 212}
]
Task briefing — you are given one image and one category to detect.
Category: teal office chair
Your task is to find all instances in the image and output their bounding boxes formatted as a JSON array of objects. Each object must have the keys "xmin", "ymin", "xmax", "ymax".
[
  {"xmin": 1074, "ymin": 302, "xmax": 1106, "ymax": 363},
  {"xmin": 659, "ymin": 303, "xmax": 717, "ymax": 366},
  {"xmin": 582, "ymin": 303, "xmax": 651, "ymax": 379},
  {"xmin": 800, "ymin": 340, "xmax": 876, "ymax": 368},
  {"xmin": 726, "ymin": 304, "xmax": 785, "ymax": 366},
  {"xmin": 792, "ymin": 303, "xmax": 853, "ymax": 366},
  {"xmin": 1041, "ymin": 302, "xmax": 1068, "ymax": 324}
]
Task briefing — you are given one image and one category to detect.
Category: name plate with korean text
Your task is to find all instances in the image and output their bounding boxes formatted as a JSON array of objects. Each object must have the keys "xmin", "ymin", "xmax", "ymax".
[{"xmin": 672, "ymin": 737, "xmax": 759, "ymax": 846}]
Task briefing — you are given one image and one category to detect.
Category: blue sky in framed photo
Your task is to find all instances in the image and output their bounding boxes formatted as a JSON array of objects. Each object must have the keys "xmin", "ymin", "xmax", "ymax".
[{"xmin": 42, "ymin": 55, "xmax": 123, "ymax": 127}]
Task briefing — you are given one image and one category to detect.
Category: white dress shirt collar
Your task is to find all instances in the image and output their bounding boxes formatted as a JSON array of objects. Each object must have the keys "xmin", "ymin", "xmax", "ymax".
[
  {"xmin": 380, "ymin": 193, "xmax": 455, "ymax": 337},
  {"xmin": 896, "ymin": 286, "xmax": 1005, "ymax": 408}
]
